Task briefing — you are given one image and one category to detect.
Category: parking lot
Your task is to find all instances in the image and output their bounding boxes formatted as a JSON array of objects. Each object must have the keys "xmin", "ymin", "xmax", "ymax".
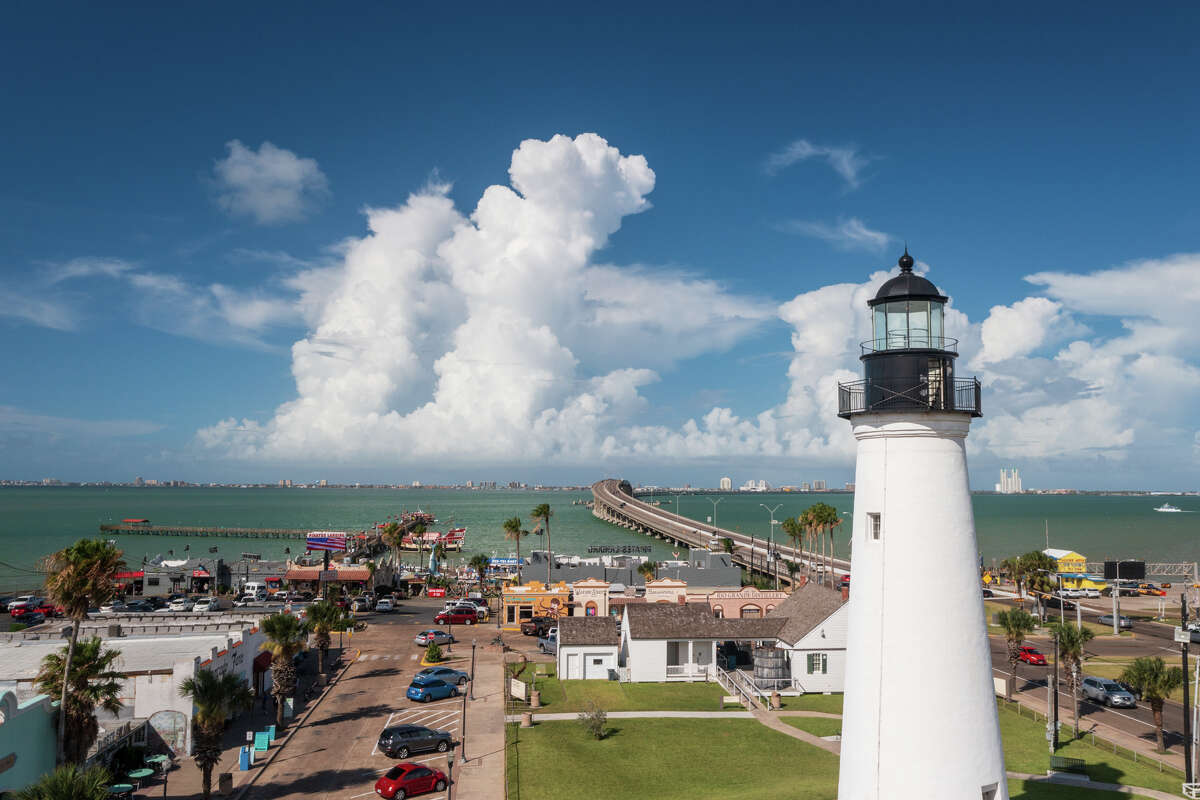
[{"xmin": 246, "ymin": 599, "xmax": 483, "ymax": 800}]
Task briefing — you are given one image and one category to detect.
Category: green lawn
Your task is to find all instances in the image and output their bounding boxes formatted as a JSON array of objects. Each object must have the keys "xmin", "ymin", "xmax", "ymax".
[
  {"xmin": 779, "ymin": 693, "xmax": 844, "ymax": 714},
  {"xmin": 997, "ymin": 703, "xmax": 1181, "ymax": 794},
  {"xmin": 1007, "ymin": 779, "xmax": 1153, "ymax": 799},
  {"xmin": 512, "ymin": 663, "xmax": 735, "ymax": 712},
  {"xmin": 507, "ymin": 718, "xmax": 839, "ymax": 800},
  {"xmin": 781, "ymin": 716, "xmax": 842, "ymax": 737}
]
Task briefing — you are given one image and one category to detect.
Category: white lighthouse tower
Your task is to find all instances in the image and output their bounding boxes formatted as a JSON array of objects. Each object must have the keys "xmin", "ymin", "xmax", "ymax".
[{"xmin": 836, "ymin": 250, "xmax": 1006, "ymax": 800}]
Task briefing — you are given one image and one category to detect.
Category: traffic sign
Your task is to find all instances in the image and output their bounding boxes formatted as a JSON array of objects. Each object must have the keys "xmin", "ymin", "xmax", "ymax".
[{"xmin": 1175, "ymin": 626, "xmax": 1192, "ymax": 644}]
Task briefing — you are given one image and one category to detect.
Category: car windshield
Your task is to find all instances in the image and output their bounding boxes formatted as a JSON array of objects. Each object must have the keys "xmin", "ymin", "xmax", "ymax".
[
  {"xmin": 384, "ymin": 767, "xmax": 406, "ymax": 780},
  {"xmin": 1102, "ymin": 683, "xmax": 1123, "ymax": 692}
]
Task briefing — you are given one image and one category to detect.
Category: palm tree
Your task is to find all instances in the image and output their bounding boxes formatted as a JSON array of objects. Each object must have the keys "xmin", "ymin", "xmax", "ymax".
[
  {"xmin": 179, "ymin": 669, "xmax": 253, "ymax": 800},
  {"xmin": 14, "ymin": 763, "xmax": 113, "ymax": 800},
  {"xmin": 1001, "ymin": 556, "xmax": 1025, "ymax": 605},
  {"xmin": 306, "ymin": 600, "xmax": 349, "ymax": 674},
  {"xmin": 995, "ymin": 608, "xmax": 1037, "ymax": 702},
  {"xmin": 531, "ymin": 503, "xmax": 553, "ymax": 585},
  {"xmin": 783, "ymin": 560, "xmax": 800, "ymax": 587},
  {"xmin": 261, "ymin": 613, "xmax": 309, "ymax": 728},
  {"xmin": 721, "ymin": 537, "xmax": 735, "ymax": 555},
  {"xmin": 808, "ymin": 503, "xmax": 840, "ymax": 582},
  {"xmin": 1048, "ymin": 621, "xmax": 1094, "ymax": 739},
  {"xmin": 502, "ymin": 517, "xmax": 528, "ymax": 584},
  {"xmin": 637, "ymin": 560, "xmax": 658, "ymax": 583},
  {"xmin": 380, "ymin": 522, "xmax": 403, "ymax": 569},
  {"xmin": 41, "ymin": 538, "xmax": 125, "ymax": 764},
  {"xmin": 781, "ymin": 517, "xmax": 802, "ymax": 567},
  {"xmin": 1119, "ymin": 657, "xmax": 1185, "ymax": 752},
  {"xmin": 468, "ymin": 553, "xmax": 490, "ymax": 585},
  {"xmin": 1021, "ymin": 550, "xmax": 1059, "ymax": 620},
  {"xmin": 411, "ymin": 523, "xmax": 428, "ymax": 570},
  {"xmin": 34, "ymin": 637, "xmax": 123, "ymax": 763},
  {"xmin": 797, "ymin": 507, "xmax": 816, "ymax": 579}
]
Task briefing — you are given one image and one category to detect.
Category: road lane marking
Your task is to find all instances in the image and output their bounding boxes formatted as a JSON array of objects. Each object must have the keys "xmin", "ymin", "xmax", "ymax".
[{"xmin": 370, "ymin": 712, "xmax": 398, "ymax": 756}]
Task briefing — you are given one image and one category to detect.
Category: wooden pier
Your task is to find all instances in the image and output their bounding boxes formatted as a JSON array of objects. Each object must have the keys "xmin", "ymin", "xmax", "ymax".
[{"xmin": 100, "ymin": 524, "xmax": 327, "ymax": 539}]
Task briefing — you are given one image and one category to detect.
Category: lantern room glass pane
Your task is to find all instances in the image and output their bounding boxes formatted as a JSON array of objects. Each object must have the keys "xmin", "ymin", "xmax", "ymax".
[
  {"xmin": 930, "ymin": 302, "xmax": 944, "ymax": 345},
  {"xmin": 908, "ymin": 300, "xmax": 929, "ymax": 347},
  {"xmin": 885, "ymin": 302, "xmax": 908, "ymax": 349},
  {"xmin": 873, "ymin": 307, "xmax": 886, "ymax": 349}
]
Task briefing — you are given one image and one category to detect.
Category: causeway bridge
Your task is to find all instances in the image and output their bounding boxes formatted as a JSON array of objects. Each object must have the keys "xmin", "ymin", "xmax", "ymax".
[{"xmin": 591, "ymin": 479, "xmax": 850, "ymax": 586}]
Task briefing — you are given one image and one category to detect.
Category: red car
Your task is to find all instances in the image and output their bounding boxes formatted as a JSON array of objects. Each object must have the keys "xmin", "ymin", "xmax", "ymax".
[
  {"xmin": 1017, "ymin": 646, "xmax": 1046, "ymax": 666},
  {"xmin": 434, "ymin": 609, "xmax": 476, "ymax": 625},
  {"xmin": 374, "ymin": 763, "xmax": 447, "ymax": 799},
  {"xmin": 11, "ymin": 602, "xmax": 60, "ymax": 619}
]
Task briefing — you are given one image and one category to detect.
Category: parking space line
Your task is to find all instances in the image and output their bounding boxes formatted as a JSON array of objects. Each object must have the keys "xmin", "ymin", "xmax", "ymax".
[{"xmin": 370, "ymin": 712, "xmax": 398, "ymax": 756}]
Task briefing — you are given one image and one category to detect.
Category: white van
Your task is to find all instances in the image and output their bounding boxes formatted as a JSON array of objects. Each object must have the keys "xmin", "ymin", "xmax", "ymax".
[{"xmin": 242, "ymin": 582, "xmax": 268, "ymax": 598}]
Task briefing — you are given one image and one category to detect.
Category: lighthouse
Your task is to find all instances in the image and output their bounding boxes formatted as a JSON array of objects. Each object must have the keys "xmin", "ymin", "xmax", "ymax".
[{"xmin": 836, "ymin": 250, "xmax": 1006, "ymax": 800}]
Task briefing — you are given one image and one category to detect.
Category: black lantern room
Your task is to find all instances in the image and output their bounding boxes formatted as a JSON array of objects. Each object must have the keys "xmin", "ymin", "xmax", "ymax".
[{"xmin": 837, "ymin": 249, "xmax": 981, "ymax": 418}]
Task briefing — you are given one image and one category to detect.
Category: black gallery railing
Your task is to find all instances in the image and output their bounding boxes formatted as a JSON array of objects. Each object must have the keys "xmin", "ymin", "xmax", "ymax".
[{"xmin": 837, "ymin": 376, "xmax": 982, "ymax": 418}]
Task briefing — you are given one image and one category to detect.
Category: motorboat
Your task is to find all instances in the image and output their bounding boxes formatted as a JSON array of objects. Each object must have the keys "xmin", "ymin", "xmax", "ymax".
[{"xmin": 1153, "ymin": 503, "xmax": 1186, "ymax": 512}]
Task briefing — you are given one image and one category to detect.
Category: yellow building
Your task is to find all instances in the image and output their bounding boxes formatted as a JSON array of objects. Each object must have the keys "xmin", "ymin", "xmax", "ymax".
[
  {"xmin": 502, "ymin": 580, "xmax": 572, "ymax": 628},
  {"xmin": 1043, "ymin": 548, "xmax": 1086, "ymax": 574}
]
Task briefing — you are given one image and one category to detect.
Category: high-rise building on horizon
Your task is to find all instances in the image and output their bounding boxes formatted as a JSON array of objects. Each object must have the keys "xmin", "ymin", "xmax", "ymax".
[
  {"xmin": 719, "ymin": 476, "xmax": 732, "ymax": 490},
  {"xmin": 994, "ymin": 468, "xmax": 1022, "ymax": 494},
  {"xmin": 837, "ymin": 250, "xmax": 1005, "ymax": 799}
]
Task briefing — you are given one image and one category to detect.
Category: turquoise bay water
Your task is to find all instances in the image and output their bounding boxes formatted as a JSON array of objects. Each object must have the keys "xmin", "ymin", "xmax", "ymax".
[{"xmin": 1, "ymin": 488, "xmax": 1196, "ymax": 592}]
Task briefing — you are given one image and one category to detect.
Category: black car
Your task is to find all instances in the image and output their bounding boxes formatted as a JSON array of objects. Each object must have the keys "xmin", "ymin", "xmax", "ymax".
[
  {"xmin": 1041, "ymin": 596, "xmax": 1076, "ymax": 611},
  {"xmin": 377, "ymin": 724, "xmax": 453, "ymax": 759},
  {"xmin": 126, "ymin": 600, "xmax": 155, "ymax": 612}
]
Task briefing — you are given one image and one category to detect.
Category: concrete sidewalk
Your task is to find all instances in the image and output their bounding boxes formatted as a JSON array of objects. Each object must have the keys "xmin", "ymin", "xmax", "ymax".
[
  {"xmin": 445, "ymin": 643, "xmax": 506, "ymax": 798},
  {"xmin": 504, "ymin": 710, "xmax": 754, "ymax": 721}
]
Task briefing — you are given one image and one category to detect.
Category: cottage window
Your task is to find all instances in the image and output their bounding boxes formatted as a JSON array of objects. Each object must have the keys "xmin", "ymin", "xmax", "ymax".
[
  {"xmin": 806, "ymin": 652, "xmax": 828, "ymax": 674},
  {"xmin": 867, "ymin": 512, "xmax": 881, "ymax": 541}
]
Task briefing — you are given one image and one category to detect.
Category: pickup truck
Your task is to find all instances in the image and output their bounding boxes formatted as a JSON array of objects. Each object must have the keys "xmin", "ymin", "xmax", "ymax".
[
  {"xmin": 537, "ymin": 627, "xmax": 558, "ymax": 655},
  {"xmin": 521, "ymin": 616, "xmax": 556, "ymax": 637}
]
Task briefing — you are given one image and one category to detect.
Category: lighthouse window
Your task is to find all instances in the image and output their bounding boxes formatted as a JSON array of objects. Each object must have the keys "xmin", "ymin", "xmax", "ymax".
[{"xmin": 867, "ymin": 512, "xmax": 881, "ymax": 541}]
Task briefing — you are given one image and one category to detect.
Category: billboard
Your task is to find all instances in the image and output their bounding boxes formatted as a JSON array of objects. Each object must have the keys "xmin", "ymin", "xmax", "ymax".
[
  {"xmin": 1103, "ymin": 560, "xmax": 1145, "ymax": 580},
  {"xmin": 306, "ymin": 532, "xmax": 348, "ymax": 552}
]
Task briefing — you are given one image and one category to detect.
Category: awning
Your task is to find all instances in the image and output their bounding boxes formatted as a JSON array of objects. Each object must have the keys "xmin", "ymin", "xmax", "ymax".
[
  {"xmin": 114, "ymin": 571, "xmax": 144, "ymax": 579},
  {"xmin": 253, "ymin": 652, "xmax": 272, "ymax": 672},
  {"xmin": 192, "ymin": 569, "xmax": 210, "ymax": 578}
]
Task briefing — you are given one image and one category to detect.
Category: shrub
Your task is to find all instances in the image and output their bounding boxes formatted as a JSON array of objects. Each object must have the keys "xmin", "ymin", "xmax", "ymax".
[
  {"xmin": 425, "ymin": 642, "xmax": 444, "ymax": 663},
  {"xmin": 577, "ymin": 702, "xmax": 608, "ymax": 740}
]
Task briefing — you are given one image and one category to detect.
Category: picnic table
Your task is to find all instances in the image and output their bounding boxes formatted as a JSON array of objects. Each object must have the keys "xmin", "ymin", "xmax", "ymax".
[
  {"xmin": 127, "ymin": 768, "xmax": 155, "ymax": 787},
  {"xmin": 106, "ymin": 784, "xmax": 134, "ymax": 798}
]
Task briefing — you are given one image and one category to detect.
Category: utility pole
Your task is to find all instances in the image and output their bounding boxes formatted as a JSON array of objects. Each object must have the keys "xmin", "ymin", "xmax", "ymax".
[
  {"xmin": 1047, "ymin": 628, "xmax": 1060, "ymax": 753},
  {"xmin": 1182, "ymin": 593, "xmax": 1193, "ymax": 786},
  {"xmin": 760, "ymin": 504, "xmax": 782, "ymax": 590},
  {"xmin": 708, "ymin": 497, "xmax": 723, "ymax": 532},
  {"xmin": 1112, "ymin": 561, "xmax": 1121, "ymax": 636}
]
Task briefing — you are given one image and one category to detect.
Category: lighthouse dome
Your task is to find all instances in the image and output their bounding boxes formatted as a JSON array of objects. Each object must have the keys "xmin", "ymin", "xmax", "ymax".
[{"xmin": 869, "ymin": 249, "xmax": 947, "ymax": 306}]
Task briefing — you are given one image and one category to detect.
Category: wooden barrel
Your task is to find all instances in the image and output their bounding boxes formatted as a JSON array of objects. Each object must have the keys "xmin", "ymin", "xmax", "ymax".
[{"xmin": 753, "ymin": 645, "xmax": 789, "ymax": 684}]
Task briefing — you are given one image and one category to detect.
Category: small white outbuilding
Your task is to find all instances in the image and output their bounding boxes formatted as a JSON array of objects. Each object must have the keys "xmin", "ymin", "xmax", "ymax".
[{"xmin": 556, "ymin": 617, "xmax": 621, "ymax": 680}]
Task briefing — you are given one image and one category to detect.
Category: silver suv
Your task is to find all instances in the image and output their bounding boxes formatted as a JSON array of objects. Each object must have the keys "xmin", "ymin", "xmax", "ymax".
[{"xmin": 1081, "ymin": 676, "xmax": 1136, "ymax": 708}]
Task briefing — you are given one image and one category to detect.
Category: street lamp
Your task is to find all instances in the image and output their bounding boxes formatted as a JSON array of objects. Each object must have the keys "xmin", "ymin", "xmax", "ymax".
[
  {"xmin": 760, "ymin": 504, "xmax": 782, "ymax": 590},
  {"xmin": 708, "ymin": 497, "xmax": 723, "ymax": 532}
]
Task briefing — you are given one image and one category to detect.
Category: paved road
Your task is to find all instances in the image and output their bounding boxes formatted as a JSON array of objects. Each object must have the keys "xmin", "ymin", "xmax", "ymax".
[{"xmin": 988, "ymin": 636, "xmax": 1192, "ymax": 752}]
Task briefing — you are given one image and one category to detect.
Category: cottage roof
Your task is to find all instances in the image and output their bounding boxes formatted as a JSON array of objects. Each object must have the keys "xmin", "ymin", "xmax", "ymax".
[
  {"xmin": 559, "ymin": 617, "xmax": 620, "ymax": 646},
  {"xmin": 624, "ymin": 603, "xmax": 783, "ymax": 640},
  {"xmin": 767, "ymin": 582, "xmax": 847, "ymax": 644}
]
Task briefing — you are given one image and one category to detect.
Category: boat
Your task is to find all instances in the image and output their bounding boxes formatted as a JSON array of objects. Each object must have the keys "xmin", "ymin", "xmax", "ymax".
[{"xmin": 1154, "ymin": 503, "xmax": 1186, "ymax": 512}]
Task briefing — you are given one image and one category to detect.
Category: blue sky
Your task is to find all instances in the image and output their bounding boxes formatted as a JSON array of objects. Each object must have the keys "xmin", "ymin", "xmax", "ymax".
[{"xmin": 3, "ymin": 4, "xmax": 1199, "ymax": 489}]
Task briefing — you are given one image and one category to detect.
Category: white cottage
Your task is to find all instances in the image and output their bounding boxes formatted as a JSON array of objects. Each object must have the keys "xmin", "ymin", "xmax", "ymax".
[
  {"xmin": 619, "ymin": 604, "xmax": 781, "ymax": 682},
  {"xmin": 767, "ymin": 582, "xmax": 849, "ymax": 693},
  {"xmin": 556, "ymin": 617, "xmax": 621, "ymax": 679}
]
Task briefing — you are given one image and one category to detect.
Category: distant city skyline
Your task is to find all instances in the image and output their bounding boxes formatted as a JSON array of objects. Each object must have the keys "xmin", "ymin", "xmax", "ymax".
[{"xmin": 3, "ymin": 7, "xmax": 1200, "ymax": 489}]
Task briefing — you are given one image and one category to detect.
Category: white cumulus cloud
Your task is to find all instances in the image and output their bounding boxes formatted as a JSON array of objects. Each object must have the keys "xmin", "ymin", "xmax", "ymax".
[
  {"xmin": 212, "ymin": 140, "xmax": 329, "ymax": 224},
  {"xmin": 199, "ymin": 133, "xmax": 772, "ymax": 464}
]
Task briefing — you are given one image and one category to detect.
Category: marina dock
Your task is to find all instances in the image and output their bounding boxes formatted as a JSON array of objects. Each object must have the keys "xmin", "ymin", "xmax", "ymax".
[{"xmin": 99, "ymin": 523, "xmax": 318, "ymax": 539}]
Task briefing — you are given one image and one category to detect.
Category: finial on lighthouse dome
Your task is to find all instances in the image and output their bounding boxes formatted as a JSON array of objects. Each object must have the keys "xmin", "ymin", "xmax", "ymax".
[{"xmin": 898, "ymin": 245, "xmax": 914, "ymax": 273}]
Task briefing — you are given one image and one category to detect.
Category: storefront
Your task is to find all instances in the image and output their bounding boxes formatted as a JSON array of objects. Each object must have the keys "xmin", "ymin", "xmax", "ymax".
[{"xmin": 502, "ymin": 580, "xmax": 571, "ymax": 627}]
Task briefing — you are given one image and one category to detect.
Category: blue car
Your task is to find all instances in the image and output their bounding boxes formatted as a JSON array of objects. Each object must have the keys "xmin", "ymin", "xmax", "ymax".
[
  {"xmin": 406, "ymin": 678, "xmax": 459, "ymax": 703},
  {"xmin": 415, "ymin": 666, "xmax": 470, "ymax": 687}
]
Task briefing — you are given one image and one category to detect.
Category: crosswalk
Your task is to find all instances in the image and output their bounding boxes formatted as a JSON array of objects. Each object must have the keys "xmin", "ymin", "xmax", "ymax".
[{"xmin": 358, "ymin": 652, "xmax": 420, "ymax": 661}]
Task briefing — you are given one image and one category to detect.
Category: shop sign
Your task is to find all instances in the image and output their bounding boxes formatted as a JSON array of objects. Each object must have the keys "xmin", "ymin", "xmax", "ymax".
[
  {"xmin": 587, "ymin": 545, "xmax": 652, "ymax": 554},
  {"xmin": 192, "ymin": 569, "xmax": 209, "ymax": 578},
  {"xmin": 509, "ymin": 678, "xmax": 527, "ymax": 701},
  {"xmin": 427, "ymin": 588, "xmax": 446, "ymax": 597}
]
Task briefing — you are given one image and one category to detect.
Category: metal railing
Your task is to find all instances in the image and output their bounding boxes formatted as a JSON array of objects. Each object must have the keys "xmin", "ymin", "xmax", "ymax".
[
  {"xmin": 838, "ymin": 376, "xmax": 981, "ymax": 418},
  {"xmin": 665, "ymin": 664, "xmax": 710, "ymax": 679},
  {"xmin": 860, "ymin": 333, "xmax": 958, "ymax": 354}
]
